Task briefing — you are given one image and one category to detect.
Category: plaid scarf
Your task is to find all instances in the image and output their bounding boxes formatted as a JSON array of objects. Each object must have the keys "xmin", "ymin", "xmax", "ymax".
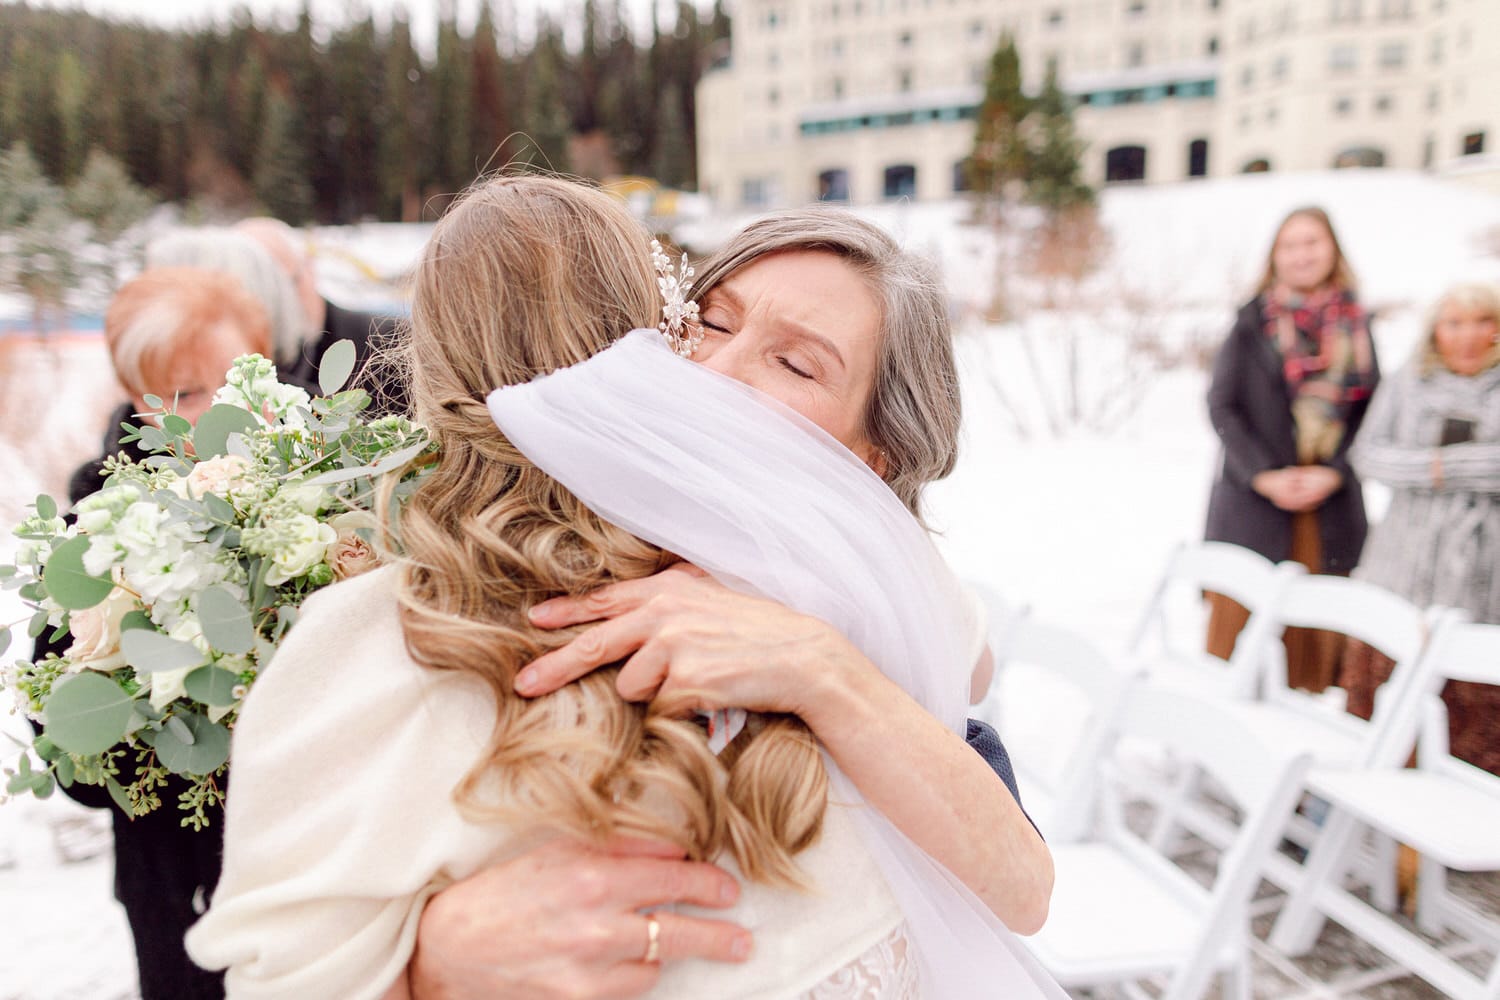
[{"xmin": 1261, "ymin": 284, "xmax": 1376, "ymax": 462}]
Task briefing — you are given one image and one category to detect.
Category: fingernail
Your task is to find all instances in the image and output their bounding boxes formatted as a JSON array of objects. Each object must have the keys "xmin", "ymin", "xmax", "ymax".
[
  {"xmin": 731, "ymin": 933, "xmax": 752, "ymax": 961},
  {"xmin": 526, "ymin": 604, "xmax": 547, "ymax": 622},
  {"xmin": 515, "ymin": 669, "xmax": 537, "ymax": 694}
]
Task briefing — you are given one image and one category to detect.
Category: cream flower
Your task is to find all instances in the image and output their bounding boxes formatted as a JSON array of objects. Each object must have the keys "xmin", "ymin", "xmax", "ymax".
[
  {"xmin": 263, "ymin": 514, "xmax": 338, "ymax": 586},
  {"xmin": 186, "ymin": 454, "xmax": 253, "ymax": 499},
  {"xmin": 65, "ymin": 586, "xmax": 140, "ymax": 673}
]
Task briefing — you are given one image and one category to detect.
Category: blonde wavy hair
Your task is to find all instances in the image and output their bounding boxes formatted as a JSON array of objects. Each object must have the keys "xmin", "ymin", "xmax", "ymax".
[
  {"xmin": 1416, "ymin": 282, "xmax": 1500, "ymax": 376},
  {"xmin": 386, "ymin": 175, "xmax": 826, "ymax": 886}
]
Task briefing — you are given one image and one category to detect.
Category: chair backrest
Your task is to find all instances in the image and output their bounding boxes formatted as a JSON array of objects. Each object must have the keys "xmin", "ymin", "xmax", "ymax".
[
  {"xmin": 1261, "ymin": 575, "xmax": 1438, "ymax": 767},
  {"xmin": 1414, "ymin": 619, "xmax": 1499, "ymax": 788},
  {"xmin": 976, "ymin": 616, "xmax": 1138, "ymax": 842},
  {"xmin": 1128, "ymin": 541, "xmax": 1302, "ymax": 700},
  {"xmin": 1103, "ymin": 686, "xmax": 1314, "ymax": 1000}
]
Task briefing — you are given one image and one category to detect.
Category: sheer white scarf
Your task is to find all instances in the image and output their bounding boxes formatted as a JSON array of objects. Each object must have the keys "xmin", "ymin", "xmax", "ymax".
[{"xmin": 487, "ymin": 329, "xmax": 1063, "ymax": 997}]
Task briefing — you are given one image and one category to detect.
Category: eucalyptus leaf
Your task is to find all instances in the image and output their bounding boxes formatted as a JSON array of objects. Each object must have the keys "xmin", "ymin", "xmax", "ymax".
[
  {"xmin": 142, "ymin": 393, "xmax": 163, "ymax": 409},
  {"xmin": 161, "ymin": 414, "xmax": 193, "ymax": 438},
  {"xmin": 30, "ymin": 772, "xmax": 55, "ymax": 798},
  {"xmin": 41, "ymin": 536, "xmax": 113, "ymax": 610},
  {"xmin": 120, "ymin": 630, "xmax": 207, "ymax": 674},
  {"xmin": 197, "ymin": 586, "xmax": 254, "ymax": 654},
  {"xmin": 33, "ymin": 736, "xmax": 58, "ymax": 762},
  {"xmin": 105, "ymin": 775, "xmax": 132, "ymax": 812},
  {"xmin": 6, "ymin": 772, "xmax": 29, "ymax": 795},
  {"xmin": 154, "ymin": 713, "xmax": 230, "ymax": 776},
  {"xmin": 55, "ymin": 755, "xmax": 75, "ymax": 787},
  {"xmin": 0, "ymin": 626, "xmax": 9, "ymax": 657},
  {"xmin": 203, "ymin": 493, "xmax": 238, "ymax": 523},
  {"xmin": 35, "ymin": 494, "xmax": 57, "ymax": 521},
  {"xmin": 184, "ymin": 666, "xmax": 241, "ymax": 706},
  {"xmin": 0, "ymin": 565, "xmax": 14, "ymax": 578},
  {"xmin": 27, "ymin": 610, "xmax": 48, "ymax": 639},
  {"xmin": 120, "ymin": 610, "xmax": 153, "ymax": 633},
  {"xmin": 138, "ymin": 425, "xmax": 169, "ymax": 453},
  {"xmin": 164, "ymin": 714, "xmax": 195, "ymax": 746},
  {"xmin": 193, "ymin": 404, "xmax": 260, "ymax": 459},
  {"xmin": 19, "ymin": 580, "xmax": 45, "ymax": 602},
  {"xmin": 305, "ymin": 437, "xmax": 430, "ymax": 487},
  {"xmin": 43, "ymin": 673, "xmax": 135, "ymax": 755},
  {"xmin": 17, "ymin": 753, "xmax": 30, "ymax": 776}
]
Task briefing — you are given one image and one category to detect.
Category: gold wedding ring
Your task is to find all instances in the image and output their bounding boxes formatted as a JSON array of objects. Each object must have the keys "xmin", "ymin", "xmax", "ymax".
[{"xmin": 644, "ymin": 913, "xmax": 662, "ymax": 964}]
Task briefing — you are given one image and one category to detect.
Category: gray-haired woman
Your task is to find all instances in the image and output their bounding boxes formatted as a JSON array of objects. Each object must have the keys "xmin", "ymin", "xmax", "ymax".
[{"xmin": 1342, "ymin": 282, "xmax": 1500, "ymax": 775}]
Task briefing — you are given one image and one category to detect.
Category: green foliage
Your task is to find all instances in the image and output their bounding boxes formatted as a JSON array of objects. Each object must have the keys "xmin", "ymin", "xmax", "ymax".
[
  {"xmin": 1025, "ymin": 65, "xmax": 1094, "ymax": 216},
  {"xmin": 154, "ymin": 712, "xmax": 231, "ymax": 776},
  {"xmin": 317, "ymin": 338, "xmax": 357, "ymax": 396},
  {"xmin": 66, "ymin": 149, "xmax": 154, "ymax": 244},
  {"xmin": 41, "ymin": 536, "xmax": 113, "ymax": 610},
  {"xmin": 967, "ymin": 34, "xmax": 1031, "ymax": 203},
  {"xmin": 43, "ymin": 673, "xmax": 136, "ymax": 755},
  {"xmin": 193, "ymin": 404, "xmax": 261, "ymax": 459},
  {"xmin": 253, "ymin": 91, "xmax": 315, "ymax": 225}
]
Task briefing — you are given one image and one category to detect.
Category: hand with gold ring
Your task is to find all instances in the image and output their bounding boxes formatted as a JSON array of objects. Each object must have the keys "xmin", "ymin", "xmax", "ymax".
[{"xmin": 643, "ymin": 913, "xmax": 662, "ymax": 965}]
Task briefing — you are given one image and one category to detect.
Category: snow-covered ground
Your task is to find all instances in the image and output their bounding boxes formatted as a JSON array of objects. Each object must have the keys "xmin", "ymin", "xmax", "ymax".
[{"xmin": 2, "ymin": 170, "xmax": 1498, "ymax": 997}]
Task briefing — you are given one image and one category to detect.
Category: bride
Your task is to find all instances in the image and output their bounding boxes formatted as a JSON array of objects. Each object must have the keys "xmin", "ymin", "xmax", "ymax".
[{"xmin": 187, "ymin": 175, "xmax": 1059, "ymax": 998}]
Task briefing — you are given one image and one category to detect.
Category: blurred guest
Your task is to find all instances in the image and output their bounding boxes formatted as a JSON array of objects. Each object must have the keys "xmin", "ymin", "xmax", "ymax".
[
  {"xmin": 1343, "ymin": 283, "xmax": 1500, "ymax": 775},
  {"xmin": 1204, "ymin": 206, "xmax": 1380, "ymax": 691},
  {"xmin": 41, "ymin": 267, "xmax": 273, "ymax": 999},
  {"xmin": 235, "ymin": 217, "xmax": 405, "ymax": 413},
  {"xmin": 145, "ymin": 227, "xmax": 310, "ymax": 376}
]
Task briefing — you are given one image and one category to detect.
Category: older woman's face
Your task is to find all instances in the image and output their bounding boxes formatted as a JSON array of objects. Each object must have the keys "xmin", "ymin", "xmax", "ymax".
[
  {"xmin": 1433, "ymin": 301, "xmax": 1499, "ymax": 377},
  {"xmin": 694, "ymin": 250, "xmax": 885, "ymax": 472},
  {"xmin": 1272, "ymin": 215, "xmax": 1338, "ymax": 294},
  {"xmin": 133, "ymin": 318, "xmax": 263, "ymax": 425}
]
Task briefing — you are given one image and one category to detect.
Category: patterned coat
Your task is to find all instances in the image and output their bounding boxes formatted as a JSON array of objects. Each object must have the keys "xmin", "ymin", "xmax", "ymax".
[{"xmin": 1351, "ymin": 359, "xmax": 1500, "ymax": 623}]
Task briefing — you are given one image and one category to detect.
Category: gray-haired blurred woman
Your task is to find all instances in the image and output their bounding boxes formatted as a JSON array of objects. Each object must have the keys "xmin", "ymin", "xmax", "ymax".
[{"xmin": 145, "ymin": 227, "xmax": 312, "ymax": 371}]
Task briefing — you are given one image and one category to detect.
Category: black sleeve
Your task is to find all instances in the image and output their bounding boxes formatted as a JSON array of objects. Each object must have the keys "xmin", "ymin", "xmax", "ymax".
[
  {"xmin": 966, "ymin": 718, "xmax": 1042, "ymax": 839},
  {"xmin": 1206, "ymin": 307, "xmax": 1281, "ymax": 489}
]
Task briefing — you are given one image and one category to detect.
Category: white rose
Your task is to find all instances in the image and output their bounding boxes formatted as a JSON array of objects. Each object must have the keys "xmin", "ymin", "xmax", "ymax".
[
  {"xmin": 186, "ymin": 454, "xmax": 252, "ymax": 499},
  {"xmin": 64, "ymin": 586, "xmax": 140, "ymax": 673},
  {"xmin": 279, "ymin": 482, "xmax": 328, "ymax": 516},
  {"xmin": 114, "ymin": 502, "xmax": 166, "ymax": 556},
  {"xmin": 264, "ymin": 515, "xmax": 337, "ymax": 586}
]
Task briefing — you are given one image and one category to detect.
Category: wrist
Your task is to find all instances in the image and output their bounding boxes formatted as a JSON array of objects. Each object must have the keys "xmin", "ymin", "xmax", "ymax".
[{"xmin": 794, "ymin": 632, "xmax": 889, "ymax": 741}]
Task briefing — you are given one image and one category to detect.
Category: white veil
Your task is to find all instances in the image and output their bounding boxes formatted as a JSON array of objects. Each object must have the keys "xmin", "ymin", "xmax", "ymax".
[{"xmin": 488, "ymin": 329, "xmax": 1063, "ymax": 997}]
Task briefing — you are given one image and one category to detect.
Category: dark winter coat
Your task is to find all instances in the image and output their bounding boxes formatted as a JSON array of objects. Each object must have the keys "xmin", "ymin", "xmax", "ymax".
[
  {"xmin": 1203, "ymin": 298, "xmax": 1380, "ymax": 574},
  {"xmin": 281, "ymin": 299, "xmax": 406, "ymax": 417}
]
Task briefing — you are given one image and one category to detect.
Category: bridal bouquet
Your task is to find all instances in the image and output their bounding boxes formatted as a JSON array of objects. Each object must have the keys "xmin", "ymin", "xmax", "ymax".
[{"xmin": 0, "ymin": 343, "xmax": 430, "ymax": 828}]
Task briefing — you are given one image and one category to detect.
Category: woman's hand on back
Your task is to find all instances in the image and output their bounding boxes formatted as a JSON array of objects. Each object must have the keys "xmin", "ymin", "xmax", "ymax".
[{"xmin": 515, "ymin": 565, "xmax": 870, "ymax": 727}]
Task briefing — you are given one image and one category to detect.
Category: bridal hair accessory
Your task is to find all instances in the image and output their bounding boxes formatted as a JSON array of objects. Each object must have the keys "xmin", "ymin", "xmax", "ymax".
[{"xmin": 651, "ymin": 238, "xmax": 702, "ymax": 357}]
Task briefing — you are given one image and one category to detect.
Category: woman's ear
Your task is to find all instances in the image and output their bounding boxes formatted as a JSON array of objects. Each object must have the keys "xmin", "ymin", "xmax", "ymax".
[{"xmin": 860, "ymin": 443, "xmax": 889, "ymax": 479}]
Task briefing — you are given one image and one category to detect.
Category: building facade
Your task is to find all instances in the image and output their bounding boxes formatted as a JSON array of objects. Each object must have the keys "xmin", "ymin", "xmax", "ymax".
[{"xmin": 695, "ymin": 0, "xmax": 1499, "ymax": 208}]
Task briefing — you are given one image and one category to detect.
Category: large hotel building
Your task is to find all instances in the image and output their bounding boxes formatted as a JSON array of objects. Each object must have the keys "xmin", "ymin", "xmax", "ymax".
[{"xmin": 694, "ymin": 0, "xmax": 1499, "ymax": 208}]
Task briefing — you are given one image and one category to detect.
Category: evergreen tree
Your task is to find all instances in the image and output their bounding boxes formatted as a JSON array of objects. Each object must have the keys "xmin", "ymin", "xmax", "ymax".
[
  {"xmin": 0, "ymin": 143, "xmax": 85, "ymax": 335},
  {"xmin": 650, "ymin": 82, "xmax": 692, "ymax": 187},
  {"xmin": 66, "ymin": 149, "xmax": 154, "ymax": 244},
  {"xmin": 378, "ymin": 11, "xmax": 425, "ymax": 220},
  {"xmin": 967, "ymin": 34, "xmax": 1030, "ymax": 211},
  {"xmin": 431, "ymin": 7, "xmax": 475, "ymax": 192},
  {"xmin": 253, "ymin": 90, "xmax": 315, "ymax": 224},
  {"xmin": 1025, "ymin": 65, "xmax": 1093, "ymax": 217},
  {"xmin": 470, "ymin": 2, "xmax": 514, "ymax": 174},
  {"xmin": 517, "ymin": 19, "xmax": 571, "ymax": 173}
]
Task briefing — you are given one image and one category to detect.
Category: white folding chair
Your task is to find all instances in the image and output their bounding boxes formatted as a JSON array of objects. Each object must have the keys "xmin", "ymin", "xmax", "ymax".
[
  {"xmin": 1269, "ymin": 617, "xmax": 1500, "ymax": 1000},
  {"xmin": 1025, "ymin": 685, "xmax": 1313, "ymax": 1000},
  {"xmin": 1127, "ymin": 541, "xmax": 1303, "ymax": 701},
  {"xmin": 974, "ymin": 615, "xmax": 1139, "ymax": 843},
  {"xmin": 1145, "ymin": 575, "xmax": 1436, "ymax": 901}
]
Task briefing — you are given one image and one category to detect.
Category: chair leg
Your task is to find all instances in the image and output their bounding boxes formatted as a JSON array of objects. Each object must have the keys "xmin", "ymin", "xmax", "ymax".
[
  {"xmin": 1269, "ymin": 806, "xmax": 1364, "ymax": 956},
  {"xmin": 1415, "ymin": 853, "xmax": 1449, "ymax": 937},
  {"xmin": 1367, "ymin": 832, "xmax": 1399, "ymax": 913},
  {"xmin": 1220, "ymin": 959, "xmax": 1253, "ymax": 1000},
  {"xmin": 1147, "ymin": 764, "xmax": 1200, "ymax": 854}
]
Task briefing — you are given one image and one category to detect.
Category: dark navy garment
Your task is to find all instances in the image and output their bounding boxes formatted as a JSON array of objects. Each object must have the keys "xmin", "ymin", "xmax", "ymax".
[{"xmin": 966, "ymin": 718, "xmax": 1041, "ymax": 838}]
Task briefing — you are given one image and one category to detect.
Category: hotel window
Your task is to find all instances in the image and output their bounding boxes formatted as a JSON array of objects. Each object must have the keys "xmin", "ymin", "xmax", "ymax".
[
  {"xmin": 1462, "ymin": 132, "xmax": 1485, "ymax": 156},
  {"xmin": 898, "ymin": 30, "xmax": 913, "ymax": 47},
  {"xmin": 1127, "ymin": 0, "xmax": 1146, "ymax": 13},
  {"xmin": 1207, "ymin": 36, "xmax": 1219, "ymax": 55},
  {"xmin": 741, "ymin": 178, "xmax": 772, "ymax": 207},
  {"xmin": 1378, "ymin": 42, "xmax": 1406, "ymax": 68},
  {"xmin": 1429, "ymin": 33, "xmax": 1444, "ymax": 65},
  {"xmin": 1329, "ymin": 0, "xmax": 1362, "ymax": 23},
  {"xmin": 968, "ymin": 20, "xmax": 984, "ymax": 38},
  {"xmin": 1187, "ymin": 138, "xmax": 1209, "ymax": 177},
  {"xmin": 832, "ymin": 77, "xmax": 845, "ymax": 98},
  {"xmin": 898, "ymin": 68, "xmax": 913, "ymax": 91},
  {"xmin": 1240, "ymin": 65, "xmax": 1254, "ymax": 89},
  {"xmin": 768, "ymin": 87, "xmax": 780, "ymax": 107},
  {"xmin": 1379, "ymin": 0, "xmax": 1410, "ymax": 17},
  {"xmin": 1266, "ymin": 104, "xmax": 1278, "ymax": 124},
  {"xmin": 1426, "ymin": 87, "xmax": 1439, "ymax": 110},
  {"xmin": 1374, "ymin": 94, "xmax": 1392, "ymax": 114},
  {"xmin": 1333, "ymin": 95, "xmax": 1354, "ymax": 115},
  {"xmin": 1126, "ymin": 41, "xmax": 1145, "ymax": 67},
  {"xmin": 818, "ymin": 169, "xmax": 851, "ymax": 201},
  {"xmin": 883, "ymin": 164, "xmax": 917, "ymax": 199},
  {"xmin": 1047, "ymin": 8, "xmax": 1065, "ymax": 26},
  {"xmin": 1272, "ymin": 54, "xmax": 1289, "ymax": 80},
  {"xmin": 1328, "ymin": 44, "xmax": 1357, "ymax": 73}
]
